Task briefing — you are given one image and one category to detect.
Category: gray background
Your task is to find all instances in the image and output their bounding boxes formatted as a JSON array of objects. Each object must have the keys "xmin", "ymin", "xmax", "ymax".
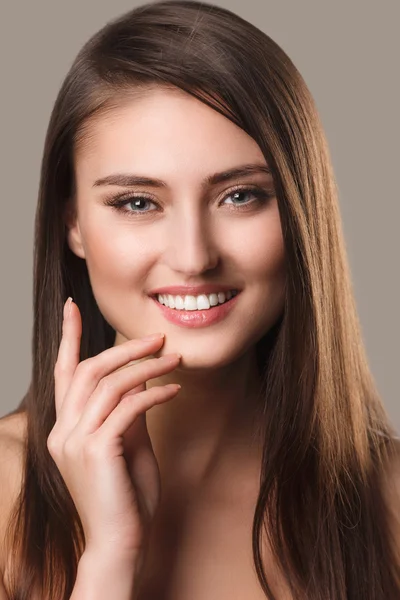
[{"xmin": 0, "ymin": 1, "xmax": 398, "ymax": 432}]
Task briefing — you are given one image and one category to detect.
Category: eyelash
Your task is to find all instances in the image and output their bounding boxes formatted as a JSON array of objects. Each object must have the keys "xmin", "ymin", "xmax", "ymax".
[{"xmin": 102, "ymin": 185, "xmax": 275, "ymax": 217}]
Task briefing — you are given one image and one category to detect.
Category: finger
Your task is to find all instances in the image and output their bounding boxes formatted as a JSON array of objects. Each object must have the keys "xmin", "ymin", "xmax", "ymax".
[
  {"xmin": 54, "ymin": 299, "xmax": 82, "ymax": 417},
  {"xmin": 55, "ymin": 334, "xmax": 168, "ymax": 432},
  {"xmin": 74, "ymin": 354, "xmax": 181, "ymax": 435},
  {"xmin": 95, "ymin": 384, "xmax": 181, "ymax": 442}
]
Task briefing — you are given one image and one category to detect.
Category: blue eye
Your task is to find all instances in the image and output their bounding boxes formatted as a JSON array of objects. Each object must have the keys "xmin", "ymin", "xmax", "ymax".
[{"xmin": 103, "ymin": 185, "xmax": 274, "ymax": 217}]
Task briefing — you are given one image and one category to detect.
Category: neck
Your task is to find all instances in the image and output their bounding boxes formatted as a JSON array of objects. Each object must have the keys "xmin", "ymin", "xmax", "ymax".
[{"xmin": 144, "ymin": 345, "xmax": 264, "ymax": 493}]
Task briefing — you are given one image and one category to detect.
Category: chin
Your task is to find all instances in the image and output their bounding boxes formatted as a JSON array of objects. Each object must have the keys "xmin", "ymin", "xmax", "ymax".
[{"xmin": 168, "ymin": 341, "xmax": 253, "ymax": 372}]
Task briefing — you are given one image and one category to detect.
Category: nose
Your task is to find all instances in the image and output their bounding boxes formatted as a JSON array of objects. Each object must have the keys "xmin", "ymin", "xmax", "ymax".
[{"xmin": 163, "ymin": 208, "xmax": 219, "ymax": 277}]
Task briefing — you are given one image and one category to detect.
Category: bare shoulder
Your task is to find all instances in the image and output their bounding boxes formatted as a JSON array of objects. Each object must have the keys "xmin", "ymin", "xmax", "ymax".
[
  {"xmin": 0, "ymin": 411, "xmax": 27, "ymax": 577},
  {"xmin": 0, "ymin": 409, "xmax": 27, "ymax": 444}
]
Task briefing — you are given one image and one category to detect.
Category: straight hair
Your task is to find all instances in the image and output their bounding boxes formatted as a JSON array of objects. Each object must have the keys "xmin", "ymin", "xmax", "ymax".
[{"xmin": 4, "ymin": 1, "xmax": 400, "ymax": 598}]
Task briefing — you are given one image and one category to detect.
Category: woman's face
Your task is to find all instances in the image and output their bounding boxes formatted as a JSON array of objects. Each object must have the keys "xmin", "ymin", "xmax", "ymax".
[{"xmin": 67, "ymin": 86, "xmax": 286, "ymax": 369}]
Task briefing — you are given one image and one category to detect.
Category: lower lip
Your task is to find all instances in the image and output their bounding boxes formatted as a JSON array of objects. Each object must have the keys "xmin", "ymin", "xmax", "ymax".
[{"xmin": 150, "ymin": 293, "xmax": 241, "ymax": 328}]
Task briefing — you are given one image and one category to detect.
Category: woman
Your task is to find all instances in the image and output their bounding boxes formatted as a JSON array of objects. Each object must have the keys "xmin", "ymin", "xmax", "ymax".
[{"xmin": 0, "ymin": 0, "xmax": 399, "ymax": 598}]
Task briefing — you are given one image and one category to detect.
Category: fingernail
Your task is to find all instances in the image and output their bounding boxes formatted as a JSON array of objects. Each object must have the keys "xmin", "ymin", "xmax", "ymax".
[
  {"xmin": 142, "ymin": 332, "xmax": 165, "ymax": 341},
  {"xmin": 63, "ymin": 297, "xmax": 73, "ymax": 320},
  {"xmin": 166, "ymin": 384, "xmax": 181, "ymax": 391}
]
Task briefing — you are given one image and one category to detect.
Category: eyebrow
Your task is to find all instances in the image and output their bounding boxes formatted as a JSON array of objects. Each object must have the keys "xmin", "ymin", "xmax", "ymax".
[{"xmin": 92, "ymin": 163, "xmax": 272, "ymax": 189}]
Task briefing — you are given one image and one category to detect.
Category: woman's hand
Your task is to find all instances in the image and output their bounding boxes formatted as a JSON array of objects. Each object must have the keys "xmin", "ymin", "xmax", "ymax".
[{"xmin": 47, "ymin": 298, "xmax": 181, "ymax": 567}]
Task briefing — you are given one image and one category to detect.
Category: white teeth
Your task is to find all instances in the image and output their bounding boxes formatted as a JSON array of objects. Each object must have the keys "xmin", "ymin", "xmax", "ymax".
[
  {"xmin": 209, "ymin": 293, "xmax": 219, "ymax": 307},
  {"xmin": 184, "ymin": 296, "xmax": 198, "ymax": 311},
  {"xmin": 174, "ymin": 295, "xmax": 185, "ymax": 310},
  {"xmin": 168, "ymin": 294, "xmax": 176, "ymax": 309},
  {"xmin": 196, "ymin": 295, "xmax": 210, "ymax": 310},
  {"xmin": 156, "ymin": 290, "xmax": 238, "ymax": 311}
]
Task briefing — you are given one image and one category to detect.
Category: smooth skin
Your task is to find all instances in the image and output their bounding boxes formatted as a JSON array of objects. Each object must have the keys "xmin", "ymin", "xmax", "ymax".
[
  {"xmin": 49, "ymin": 298, "xmax": 183, "ymax": 599},
  {"xmin": 0, "ymin": 297, "xmax": 182, "ymax": 600},
  {"xmin": 66, "ymin": 86, "xmax": 286, "ymax": 505},
  {"xmin": 1, "ymin": 87, "xmax": 400, "ymax": 600},
  {"xmin": 0, "ymin": 87, "xmax": 289, "ymax": 599}
]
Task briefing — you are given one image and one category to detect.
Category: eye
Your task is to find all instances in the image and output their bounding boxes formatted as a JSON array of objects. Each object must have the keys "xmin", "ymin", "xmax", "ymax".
[
  {"xmin": 102, "ymin": 185, "xmax": 274, "ymax": 217},
  {"xmin": 221, "ymin": 186, "xmax": 274, "ymax": 209},
  {"xmin": 103, "ymin": 194, "xmax": 159, "ymax": 216},
  {"xmin": 119, "ymin": 197, "xmax": 157, "ymax": 213}
]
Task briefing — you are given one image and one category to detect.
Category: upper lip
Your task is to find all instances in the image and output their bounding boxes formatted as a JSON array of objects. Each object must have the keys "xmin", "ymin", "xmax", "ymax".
[{"xmin": 148, "ymin": 284, "xmax": 241, "ymax": 296}]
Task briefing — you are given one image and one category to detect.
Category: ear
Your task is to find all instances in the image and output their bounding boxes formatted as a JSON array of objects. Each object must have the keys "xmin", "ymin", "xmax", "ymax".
[{"xmin": 64, "ymin": 199, "xmax": 86, "ymax": 259}]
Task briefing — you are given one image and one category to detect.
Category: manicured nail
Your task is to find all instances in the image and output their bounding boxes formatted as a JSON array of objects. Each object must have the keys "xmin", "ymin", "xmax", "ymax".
[
  {"xmin": 165, "ymin": 384, "xmax": 181, "ymax": 391},
  {"xmin": 63, "ymin": 297, "xmax": 73, "ymax": 320},
  {"xmin": 142, "ymin": 332, "xmax": 165, "ymax": 341}
]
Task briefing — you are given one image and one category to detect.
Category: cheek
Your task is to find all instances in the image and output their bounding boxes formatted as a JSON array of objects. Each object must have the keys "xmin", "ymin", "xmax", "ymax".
[
  {"xmin": 82, "ymin": 221, "xmax": 153, "ymax": 287},
  {"xmin": 80, "ymin": 205, "xmax": 285, "ymax": 300},
  {"xmin": 232, "ymin": 211, "xmax": 287, "ymax": 326},
  {"xmin": 80, "ymin": 224, "xmax": 155, "ymax": 333},
  {"xmin": 227, "ymin": 209, "xmax": 286, "ymax": 282}
]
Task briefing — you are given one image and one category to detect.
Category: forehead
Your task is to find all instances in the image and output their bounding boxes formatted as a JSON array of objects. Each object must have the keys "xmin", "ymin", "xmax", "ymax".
[{"xmin": 74, "ymin": 87, "xmax": 266, "ymax": 188}]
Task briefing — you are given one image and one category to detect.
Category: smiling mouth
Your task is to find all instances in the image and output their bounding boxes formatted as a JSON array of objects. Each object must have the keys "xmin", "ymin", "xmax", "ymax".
[{"xmin": 152, "ymin": 289, "xmax": 240, "ymax": 311}]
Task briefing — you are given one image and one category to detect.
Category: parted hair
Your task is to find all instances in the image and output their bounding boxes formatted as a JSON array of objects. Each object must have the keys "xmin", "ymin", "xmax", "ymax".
[{"xmin": 4, "ymin": 1, "xmax": 400, "ymax": 598}]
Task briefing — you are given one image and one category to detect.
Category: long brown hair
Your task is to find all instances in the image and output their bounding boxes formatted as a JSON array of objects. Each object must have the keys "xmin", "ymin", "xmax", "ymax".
[{"xmin": 4, "ymin": 1, "xmax": 400, "ymax": 598}]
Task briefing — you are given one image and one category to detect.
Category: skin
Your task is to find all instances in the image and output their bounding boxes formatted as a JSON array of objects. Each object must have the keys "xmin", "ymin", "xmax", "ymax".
[{"xmin": 66, "ymin": 85, "xmax": 286, "ymax": 502}]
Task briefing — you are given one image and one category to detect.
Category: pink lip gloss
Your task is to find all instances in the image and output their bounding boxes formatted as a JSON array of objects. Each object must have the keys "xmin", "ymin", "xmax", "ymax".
[{"xmin": 151, "ymin": 292, "xmax": 241, "ymax": 328}]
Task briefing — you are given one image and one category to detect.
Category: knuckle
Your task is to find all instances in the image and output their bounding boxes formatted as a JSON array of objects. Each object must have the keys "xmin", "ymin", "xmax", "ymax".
[
  {"xmin": 47, "ymin": 430, "xmax": 61, "ymax": 456},
  {"xmin": 76, "ymin": 358, "xmax": 100, "ymax": 382},
  {"xmin": 96, "ymin": 376, "xmax": 116, "ymax": 395},
  {"xmin": 75, "ymin": 358, "xmax": 92, "ymax": 375},
  {"xmin": 118, "ymin": 394, "xmax": 137, "ymax": 410}
]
